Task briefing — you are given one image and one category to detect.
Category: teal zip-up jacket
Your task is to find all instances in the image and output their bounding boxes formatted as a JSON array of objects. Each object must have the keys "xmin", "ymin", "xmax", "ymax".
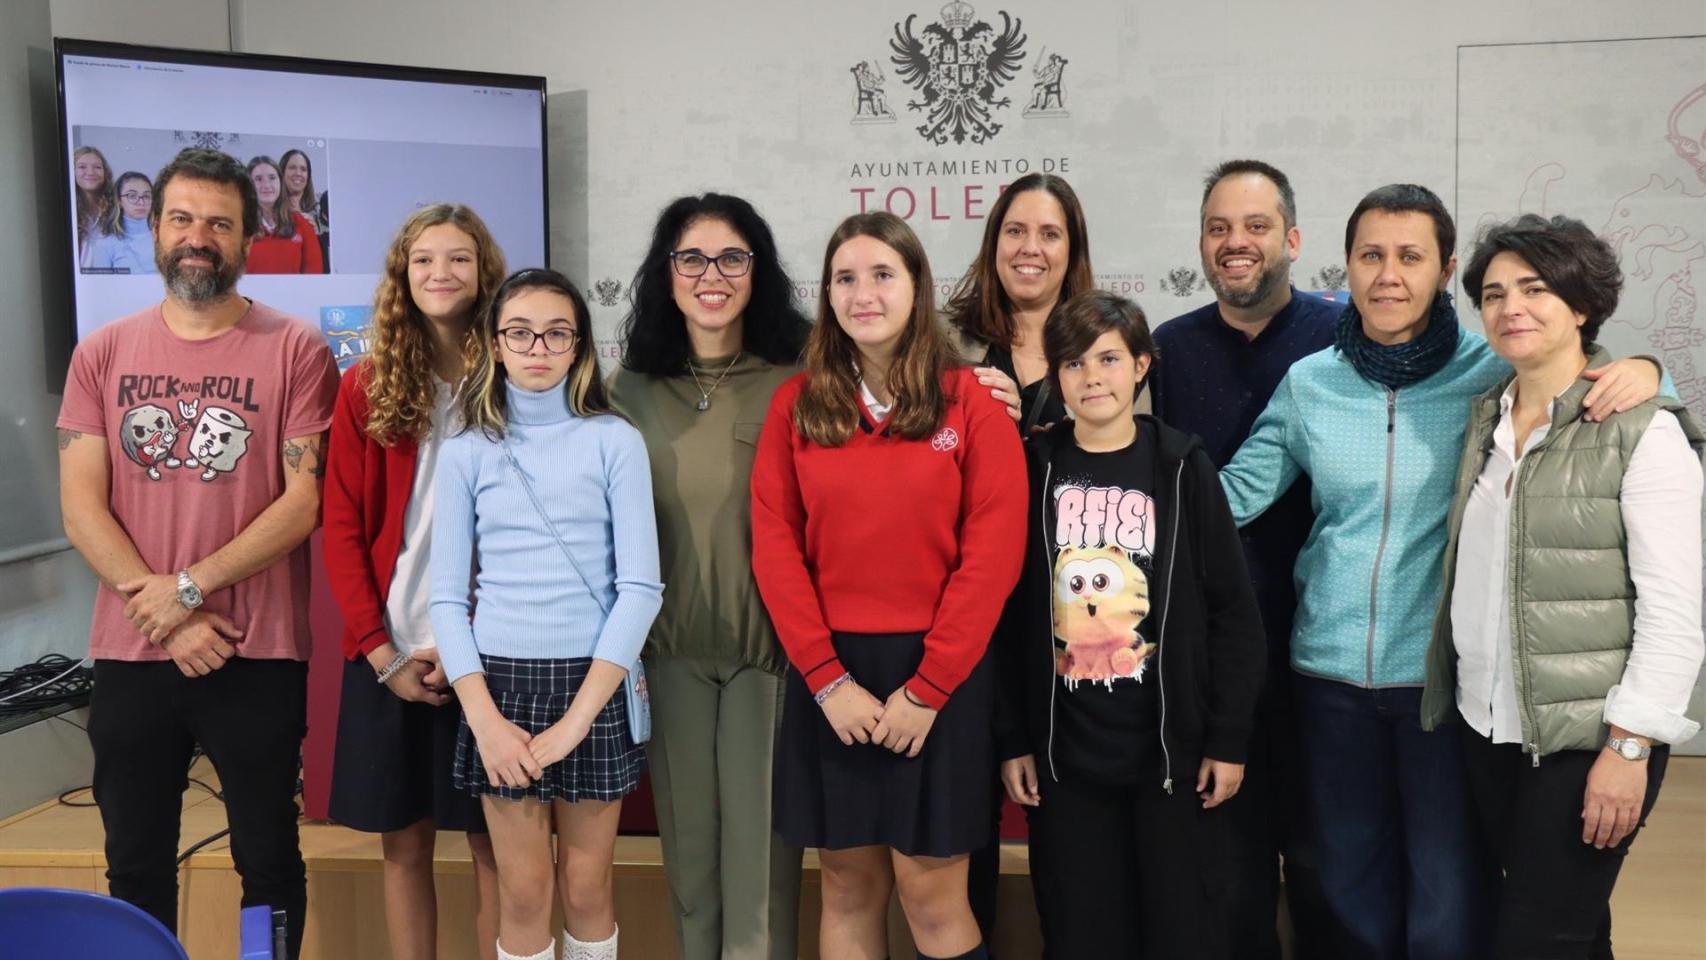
[
  {"xmin": 1219, "ymin": 332, "xmax": 1509, "ymax": 687},
  {"xmin": 1220, "ymin": 333, "xmax": 1672, "ymax": 688}
]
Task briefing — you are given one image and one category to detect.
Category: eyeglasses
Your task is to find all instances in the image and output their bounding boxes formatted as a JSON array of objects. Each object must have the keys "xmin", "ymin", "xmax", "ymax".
[
  {"xmin": 499, "ymin": 327, "xmax": 578, "ymax": 355},
  {"xmin": 119, "ymin": 191, "xmax": 151, "ymax": 202},
  {"xmin": 670, "ymin": 248, "xmax": 753, "ymax": 279}
]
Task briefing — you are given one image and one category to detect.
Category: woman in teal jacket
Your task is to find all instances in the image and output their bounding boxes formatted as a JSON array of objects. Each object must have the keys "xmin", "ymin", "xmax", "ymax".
[{"xmin": 1218, "ymin": 184, "xmax": 1664, "ymax": 960}]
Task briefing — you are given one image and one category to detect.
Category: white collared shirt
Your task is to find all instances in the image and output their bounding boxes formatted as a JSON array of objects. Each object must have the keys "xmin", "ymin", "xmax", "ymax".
[
  {"xmin": 860, "ymin": 379, "xmax": 893, "ymax": 421},
  {"xmin": 1451, "ymin": 381, "xmax": 1704, "ymax": 745}
]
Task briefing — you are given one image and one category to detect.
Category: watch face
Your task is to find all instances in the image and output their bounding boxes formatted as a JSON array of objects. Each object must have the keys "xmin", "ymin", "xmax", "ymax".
[{"xmin": 1618, "ymin": 740, "xmax": 1644, "ymax": 760}]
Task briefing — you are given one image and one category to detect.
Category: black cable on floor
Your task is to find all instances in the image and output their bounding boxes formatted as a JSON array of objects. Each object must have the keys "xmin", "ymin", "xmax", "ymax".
[{"xmin": 0, "ymin": 654, "xmax": 92, "ymax": 716}]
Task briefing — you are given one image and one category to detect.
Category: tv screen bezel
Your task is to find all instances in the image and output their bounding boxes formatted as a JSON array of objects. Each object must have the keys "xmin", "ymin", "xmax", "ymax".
[{"xmin": 53, "ymin": 37, "xmax": 550, "ymax": 340}]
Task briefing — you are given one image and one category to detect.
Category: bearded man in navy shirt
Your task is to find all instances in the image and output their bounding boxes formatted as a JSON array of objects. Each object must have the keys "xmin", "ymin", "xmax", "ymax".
[{"xmin": 1149, "ymin": 159, "xmax": 1340, "ymax": 960}]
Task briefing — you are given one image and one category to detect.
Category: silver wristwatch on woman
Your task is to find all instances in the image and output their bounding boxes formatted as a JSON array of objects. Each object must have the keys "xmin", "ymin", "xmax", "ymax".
[{"xmin": 1606, "ymin": 735, "xmax": 1651, "ymax": 761}]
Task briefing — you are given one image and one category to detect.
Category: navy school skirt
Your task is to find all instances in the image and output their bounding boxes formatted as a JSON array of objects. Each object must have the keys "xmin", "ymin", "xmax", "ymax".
[
  {"xmin": 329, "ymin": 654, "xmax": 486, "ymax": 833},
  {"xmin": 452, "ymin": 655, "xmax": 644, "ymax": 803},
  {"xmin": 773, "ymin": 631, "xmax": 994, "ymax": 858}
]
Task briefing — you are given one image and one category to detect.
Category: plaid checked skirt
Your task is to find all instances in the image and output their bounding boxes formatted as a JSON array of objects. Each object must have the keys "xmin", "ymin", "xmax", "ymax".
[{"xmin": 453, "ymin": 655, "xmax": 644, "ymax": 803}]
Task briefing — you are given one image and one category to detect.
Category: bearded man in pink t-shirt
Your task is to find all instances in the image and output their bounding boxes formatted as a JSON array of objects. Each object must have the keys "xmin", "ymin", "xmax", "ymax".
[{"xmin": 56, "ymin": 148, "xmax": 338, "ymax": 960}]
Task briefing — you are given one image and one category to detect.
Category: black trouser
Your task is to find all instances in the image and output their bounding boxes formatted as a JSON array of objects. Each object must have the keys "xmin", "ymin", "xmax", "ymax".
[
  {"xmin": 1459, "ymin": 726, "xmax": 1669, "ymax": 960},
  {"xmin": 89, "ymin": 658, "xmax": 309, "ymax": 960},
  {"xmin": 1226, "ymin": 672, "xmax": 1332, "ymax": 959},
  {"xmin": 1025, "ymin": 763, "xmax": 1233, "ymax": 959}
]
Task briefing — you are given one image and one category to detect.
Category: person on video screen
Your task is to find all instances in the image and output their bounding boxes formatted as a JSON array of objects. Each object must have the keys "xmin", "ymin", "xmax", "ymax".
[
  {"xmin": 88, "ymin": 171, "xmax": 158, "ymax": 274},
  {"xmin": 280, "ymin": 148, "xmax": 329, "ymax": 272},
  {"xmin": 245, "ymin": 155, "xmax": 324, "ymax": 275},
  {"xmin": 74, "ymin": 145, "xmax": 113, "ymax": 269}
]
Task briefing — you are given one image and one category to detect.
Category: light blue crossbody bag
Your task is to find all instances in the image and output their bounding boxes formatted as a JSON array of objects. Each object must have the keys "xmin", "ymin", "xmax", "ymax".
[{"xmin": 500, "ymin": 442, "xmax": 651, "ymax": 744}]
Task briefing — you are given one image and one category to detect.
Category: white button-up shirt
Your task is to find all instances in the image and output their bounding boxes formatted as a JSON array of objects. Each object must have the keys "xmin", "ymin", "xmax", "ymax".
[
  {"xmin": 859, "ymin": 379, "xmax": 893, "ymax": 421},
  {"xmin": 1451, "ymin": 382, "xmax": 1704, "ymax": 746}
]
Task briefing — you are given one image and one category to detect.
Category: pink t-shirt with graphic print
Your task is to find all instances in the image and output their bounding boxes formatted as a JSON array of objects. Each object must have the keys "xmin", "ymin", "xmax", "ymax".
[{"xmin": 57, "ymin": 301, "xmax": 339, "ymax": 662}]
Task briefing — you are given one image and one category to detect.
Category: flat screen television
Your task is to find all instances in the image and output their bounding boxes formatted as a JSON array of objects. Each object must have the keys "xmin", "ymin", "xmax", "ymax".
[{"xmin": 55, "ymin": 39, "xmax": 548, "ymax": 367}]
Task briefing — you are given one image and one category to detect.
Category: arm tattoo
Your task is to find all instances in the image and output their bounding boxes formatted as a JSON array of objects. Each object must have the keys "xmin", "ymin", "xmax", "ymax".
[
  {"xmin": 282, "ymin": 434, "xmax": 327, "ymax": 477},
  {"xmin": 57, "ymin": 429, "xmax": 83, "ymax": 450}
]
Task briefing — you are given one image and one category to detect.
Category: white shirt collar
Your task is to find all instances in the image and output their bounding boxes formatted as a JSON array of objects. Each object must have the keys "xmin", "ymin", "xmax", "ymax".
[{"xmin": 859, "ymin": 379, "xmax": 893, "ymax": 420}]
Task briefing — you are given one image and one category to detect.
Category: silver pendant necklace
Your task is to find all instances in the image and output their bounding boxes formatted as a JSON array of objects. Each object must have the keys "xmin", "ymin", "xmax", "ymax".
[{"xmin": 688, "ymin": 352, "xmax": 742, "ymax": 412}]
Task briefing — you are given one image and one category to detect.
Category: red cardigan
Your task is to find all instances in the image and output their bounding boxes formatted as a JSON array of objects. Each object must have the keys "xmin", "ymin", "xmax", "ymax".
[
  {"xmin": 323, "ymin": 360, "xmax": 420, "ymax": 660},
  {"xmin": 749, "ymin": 367, "xmax": 1027, "ymax": 709}
]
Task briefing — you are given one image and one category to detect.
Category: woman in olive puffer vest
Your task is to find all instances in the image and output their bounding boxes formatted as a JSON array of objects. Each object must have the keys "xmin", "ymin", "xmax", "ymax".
[{"xmin": 1422, "ymin": 213, "xmax": 1705, "ymax": 959}]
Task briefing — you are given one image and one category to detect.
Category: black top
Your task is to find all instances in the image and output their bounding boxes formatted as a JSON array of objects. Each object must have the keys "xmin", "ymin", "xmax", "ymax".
[
  {"xmin": 1047, "ymin": 431, "xmax": 1161, "ymax": 783},
  {"xmin": 1150, "ymin": 289, "xmax": 1341, "ymax": 661},
  {"xmin": 995, "ymin": 417, "xmax": 1267, "ymax": 789},
  {"xmin": 982, "ymin": 342, "xmax": 1069, "ymax": 431}
]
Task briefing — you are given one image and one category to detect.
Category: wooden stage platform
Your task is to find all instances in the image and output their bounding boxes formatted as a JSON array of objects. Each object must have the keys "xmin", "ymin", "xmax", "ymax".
[{"xmin": 1, "ymin": 758, "xmax": 1701, "ymax": 958}]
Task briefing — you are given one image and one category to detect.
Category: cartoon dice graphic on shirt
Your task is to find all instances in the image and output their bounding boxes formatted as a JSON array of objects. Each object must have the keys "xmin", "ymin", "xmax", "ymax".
[
  {"xmin": 183, "ymin": 407, "xmax": 252, "ymax": 481},
  {"xmin": 1051, "ymin": 543, "xmax": 1156, "ymax": 688},
  {"xmin": 118, "ymin": 403, "xmax": 186, "ymax": 481}
]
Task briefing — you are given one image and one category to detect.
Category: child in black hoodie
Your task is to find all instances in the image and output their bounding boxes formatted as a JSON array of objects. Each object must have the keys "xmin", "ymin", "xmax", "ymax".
[{"xmin": 994, "ymin": 290, "xmax": 1266, "ymax": 959}]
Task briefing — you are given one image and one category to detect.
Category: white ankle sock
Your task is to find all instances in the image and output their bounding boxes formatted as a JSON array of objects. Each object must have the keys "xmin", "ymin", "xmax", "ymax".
[
  {"xmin": 560, "ymin": 924, "xmax": 618, "ymax": 960},
  {"xmin": 497, "ymin": 938, "xmax": 556, "ymax": 960}
]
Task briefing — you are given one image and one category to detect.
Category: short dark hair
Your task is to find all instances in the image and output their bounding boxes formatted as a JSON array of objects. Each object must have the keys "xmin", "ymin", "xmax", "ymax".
[
  {"xmin": 1202, "ymin": 159, "xmax": 1297, "ymax": 229},
  {"xmin": 1462, "ymin": 213, "xmax": 1622, "ymax": 350},
  {"xmin": 618, "ymin": 193, "xmax": 810, "ymax": 375},
  {"xmin": 1343, "ymin": 183, "xmax": 1455, "ymax": 260},
  {"xmin": 150, "ymin": 148, "xmax": 260, "ymax": 238},
  {"xmin": 1043, "ymin": 290, "xmax": 1159, "ymax": 392}
]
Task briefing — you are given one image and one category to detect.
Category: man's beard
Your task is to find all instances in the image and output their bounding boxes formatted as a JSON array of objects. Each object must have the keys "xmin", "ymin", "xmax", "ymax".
[
  {"xmin": 157, "ymin": 243, "xmax": 242, "ymax": 304},
  {"xmin": 1204, "ymin": 251, "xmax": 1290, "ymax": 311}
]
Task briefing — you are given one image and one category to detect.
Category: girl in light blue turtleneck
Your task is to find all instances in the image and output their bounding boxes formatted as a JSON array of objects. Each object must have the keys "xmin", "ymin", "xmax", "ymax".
[
  {"xmin": 88, "ymin": 171, "xmax": 156, "ymax": 274},
  {"xmin": 431, "ymin": 267, "xmax": 662, "ymax": 960}
]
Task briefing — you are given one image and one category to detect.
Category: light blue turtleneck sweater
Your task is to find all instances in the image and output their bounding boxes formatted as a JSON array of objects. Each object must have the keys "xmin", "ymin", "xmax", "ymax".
[
  {"xmin": 88, "ymin": 216, "xmax": 156, "ymax": 274},
  {"xmin": 430, "ymin": 381, "xmax": 664, "ymax": 685}
]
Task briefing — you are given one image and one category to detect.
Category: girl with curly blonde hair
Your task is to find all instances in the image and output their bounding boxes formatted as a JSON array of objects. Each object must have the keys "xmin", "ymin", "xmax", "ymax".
[{"xmin": 323, "ymin": 203, "xmax": 507, "ymax": 960}]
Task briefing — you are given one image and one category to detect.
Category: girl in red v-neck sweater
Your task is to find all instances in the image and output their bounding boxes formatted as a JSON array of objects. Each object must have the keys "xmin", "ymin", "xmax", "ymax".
[
  {"xmin": 751, "ymin": 211, "xmax": 1025, "ymax": 960},
  {"xmin": 751, "ymin": 366, "xmax": 1026, "ymax": 708}
]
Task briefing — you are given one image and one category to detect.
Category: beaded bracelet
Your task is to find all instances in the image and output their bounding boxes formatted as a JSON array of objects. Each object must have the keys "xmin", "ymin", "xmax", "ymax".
[
  {"xmin": 374, "ymin": 650, "xmax": 413, "ymax": 685},
  {"xmin": 813, "ymin": 671, "xmax": 854, "ymax": 705}
]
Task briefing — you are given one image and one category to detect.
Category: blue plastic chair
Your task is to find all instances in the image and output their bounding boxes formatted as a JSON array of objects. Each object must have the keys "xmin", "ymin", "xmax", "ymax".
[
  {"xmin": 239, "ymin": 903, "xmax": 280, "ymax": 958},
  {"xmin": 0, "ymin": 887, "xmax": 190, "ymax": 959}
]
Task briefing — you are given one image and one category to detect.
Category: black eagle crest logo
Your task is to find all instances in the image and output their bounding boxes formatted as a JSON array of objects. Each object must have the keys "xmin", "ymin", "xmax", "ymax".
[{"xmin": 889, "ymin": 2, "xmax": 1027, "ymax": 145}]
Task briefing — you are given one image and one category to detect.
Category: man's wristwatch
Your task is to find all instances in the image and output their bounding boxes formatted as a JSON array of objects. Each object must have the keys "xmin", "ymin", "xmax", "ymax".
[
  {"xmin": 176, "ymin": 570, "xmax": 204, "ymax": 610},
  {"xmin": 1606, "ymin": 735, "xmax": 1651, "ymax": 761}
]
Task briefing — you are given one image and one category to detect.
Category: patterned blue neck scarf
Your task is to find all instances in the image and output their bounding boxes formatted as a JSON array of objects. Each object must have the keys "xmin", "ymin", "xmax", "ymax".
[{"xmin": 1335, "ymin": 290, "xmax": 1463, "ymax": 390}]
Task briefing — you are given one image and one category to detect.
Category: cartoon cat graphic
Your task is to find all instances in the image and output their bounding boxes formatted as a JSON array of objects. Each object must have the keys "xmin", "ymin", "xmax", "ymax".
[{"xmin": 1051, "ymin": 543, "xmax": 1155, "ymax": 687}]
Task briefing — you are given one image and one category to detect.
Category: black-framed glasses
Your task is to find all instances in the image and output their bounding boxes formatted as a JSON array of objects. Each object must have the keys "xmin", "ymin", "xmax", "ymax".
[
  {"xmin": 500, "ymin": 327, "xmax": 578, "ymax": 355},
  {"xmin": 670, "ymin": 248, "xmax": 753, "ymax": 278},
  {"xmin": 118, "ymin": 190, "xmax": 152, "ymax": 203}
]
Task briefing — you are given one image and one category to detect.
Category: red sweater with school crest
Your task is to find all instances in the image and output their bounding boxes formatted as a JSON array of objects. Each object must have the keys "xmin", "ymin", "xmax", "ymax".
[{"xmin": 750, "ymin": 367, "xmax": 1027, "ymax": 709}]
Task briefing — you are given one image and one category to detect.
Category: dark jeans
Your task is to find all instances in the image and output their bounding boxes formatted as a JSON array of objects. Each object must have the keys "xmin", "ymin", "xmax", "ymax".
[
  {"xmin": 1227, "ymin": 672, "xmax": 1332, "ymax": 959},
  {"xmin": 89, "ymin": 658, "xmax": 308, "ymax": 960},
  {"xmin": 1025, "ymin": 763, "xmax": 1233, "ymax": 960},
  {"xmin": 1459, "ymin": 726, "xmax": 1669, "ymax": 960},
  {"xmin": 1293, "ymin": 673, "xmax": 1496, "ymax": 960}
]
